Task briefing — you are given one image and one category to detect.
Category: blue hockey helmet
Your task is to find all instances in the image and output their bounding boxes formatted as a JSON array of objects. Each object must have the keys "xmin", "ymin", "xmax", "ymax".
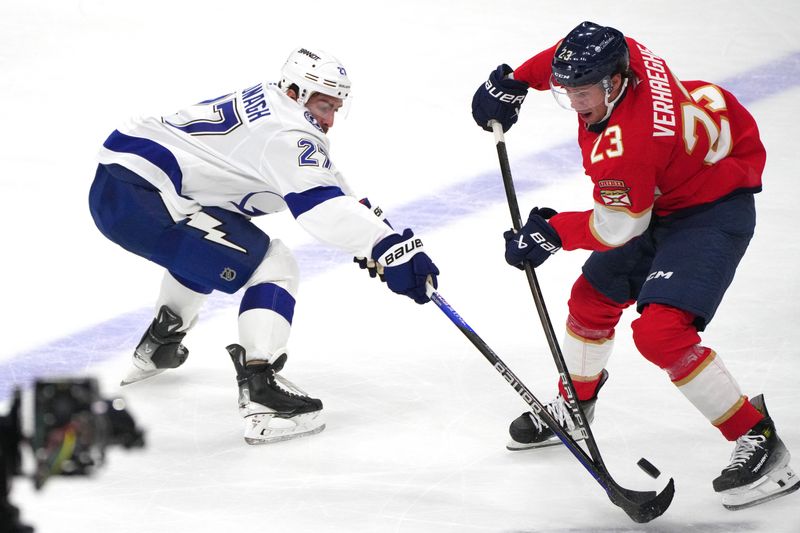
[{"xmin": 551, "ymin": 21, "xmax": 629, "ymax": 88}]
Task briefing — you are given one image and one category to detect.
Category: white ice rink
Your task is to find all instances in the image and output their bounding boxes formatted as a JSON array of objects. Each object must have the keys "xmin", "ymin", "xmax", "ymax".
[{"xmin": 2, "ymin": 1, "xmax": 799, "ymax": 531}]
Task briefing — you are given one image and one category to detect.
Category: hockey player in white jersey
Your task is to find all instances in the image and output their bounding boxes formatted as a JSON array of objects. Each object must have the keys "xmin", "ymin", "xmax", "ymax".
[{"xmin": 89, "ymin": 47, "xmax": 440, "ymax": 444}]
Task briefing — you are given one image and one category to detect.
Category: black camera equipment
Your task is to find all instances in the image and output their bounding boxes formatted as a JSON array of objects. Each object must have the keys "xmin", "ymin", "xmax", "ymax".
[{"xmin": 1, "ymin": 378, "xmax": 144, "ymax": 533}]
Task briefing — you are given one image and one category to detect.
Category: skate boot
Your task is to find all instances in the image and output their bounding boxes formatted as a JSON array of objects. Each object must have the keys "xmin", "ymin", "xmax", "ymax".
[
  {"xmin": 121, "ymin": 305, "xmax": 189, "ymax": 386},
  {"xmin": 507, "ymin": 370, "xmax": 608, "ymax": 451},
  {"xmin": 713, "ymin": 394, "xmax": 799, "ymax": 510},
  {"xmin": 227, "ymin": 344, "xmax": 324, "ymax": 445}
]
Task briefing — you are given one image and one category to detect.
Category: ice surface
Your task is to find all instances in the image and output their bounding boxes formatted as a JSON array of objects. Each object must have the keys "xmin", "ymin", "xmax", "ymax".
[{"xmin": 2, "ymin": 1, "xmax": 799, "ymax": 531}]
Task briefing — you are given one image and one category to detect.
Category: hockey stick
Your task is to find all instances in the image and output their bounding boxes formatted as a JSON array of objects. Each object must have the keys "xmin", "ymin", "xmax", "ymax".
[
  {"xmin": 490, "ymin": 120, "xmax": 602, "ymax": 452},
  {"xmin": 489, "ymin": 120, "xmax": 598, "ymax": 438},
  {"xmin": 486, "ymin": 120, "xmax": 674, "ymax": 519},
  {"xmin": 426, "ymin": 284, "xmax": 674, "ymax": 523},
  {"xmin": 491, "ymin": 119, "xmax": 670, "ymax": 484}
]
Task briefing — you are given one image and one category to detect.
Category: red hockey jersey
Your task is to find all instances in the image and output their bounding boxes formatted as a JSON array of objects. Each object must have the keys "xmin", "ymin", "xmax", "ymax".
[{"xmin": 513, "ymin": 37, "xmax": 765, "ymax": 251}]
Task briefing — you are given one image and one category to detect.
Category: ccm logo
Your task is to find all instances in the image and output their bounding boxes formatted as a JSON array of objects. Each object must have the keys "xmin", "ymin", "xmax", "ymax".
[
  {"xmin": 485, "ymin": 80, "xmax": 526, "ymax": 104},
  {"xmin": 647, "ymin": 270, "xmax": 673, "ymax": 281},
  {"xmin": 384, "ymin": 238, "xmax": 423, "ymax": 266}
]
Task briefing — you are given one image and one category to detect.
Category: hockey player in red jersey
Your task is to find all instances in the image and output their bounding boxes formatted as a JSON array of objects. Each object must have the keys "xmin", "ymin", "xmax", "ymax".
[{"xmin": 472, "ymin": 21, "xmax": 797, "ymax": 510}]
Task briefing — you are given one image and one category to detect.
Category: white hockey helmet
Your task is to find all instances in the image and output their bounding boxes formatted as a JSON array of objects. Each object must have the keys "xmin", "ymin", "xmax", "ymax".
[{"xmin": 279, "ymin": 47, "xmax": 351, "ymax": 105}]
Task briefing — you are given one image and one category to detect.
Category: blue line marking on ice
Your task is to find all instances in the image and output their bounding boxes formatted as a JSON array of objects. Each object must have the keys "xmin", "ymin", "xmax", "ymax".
[{"xmin": 2, "ymin": 52, "xmax": 799, "ymax": 399}]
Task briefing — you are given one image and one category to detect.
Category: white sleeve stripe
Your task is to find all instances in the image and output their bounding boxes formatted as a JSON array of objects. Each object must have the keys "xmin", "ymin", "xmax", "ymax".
[{"xmin": 589, "ymin": 202, "xmax": 652, "ymax": 247}]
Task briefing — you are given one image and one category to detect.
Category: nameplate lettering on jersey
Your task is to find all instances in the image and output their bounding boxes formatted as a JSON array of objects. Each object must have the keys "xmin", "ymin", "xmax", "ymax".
[
  {"xmin": 636, "ymin": 43, "xmax": 676, "ymax": 138},
  {"xmin": 242, "ymin": 83, "xmax": 271, "ymax": 123}
]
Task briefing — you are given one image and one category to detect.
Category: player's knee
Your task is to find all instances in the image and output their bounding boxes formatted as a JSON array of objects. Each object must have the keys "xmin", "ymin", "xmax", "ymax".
[
  {"xmin": 246, "ymin": 239, "xmax": 299, "ymax": 295},
  {"xmin": 631, "ymin": 304, "xmax": 700, "ymax": 369},
  {"xmin": 568, "ymin": 275, "xmax": 627, "ymax": 332}
]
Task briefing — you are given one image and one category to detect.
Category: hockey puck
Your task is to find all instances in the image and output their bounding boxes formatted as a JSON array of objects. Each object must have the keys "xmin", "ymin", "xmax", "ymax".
[{"xmin": 637, "ymin": 458, "xmax": 661, "ymax": 479}]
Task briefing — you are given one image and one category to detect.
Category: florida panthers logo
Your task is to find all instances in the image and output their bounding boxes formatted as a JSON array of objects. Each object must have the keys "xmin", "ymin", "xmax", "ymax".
[{"xmin": 598, "ymin": 179, "xmax": 632, "ymax": 207}]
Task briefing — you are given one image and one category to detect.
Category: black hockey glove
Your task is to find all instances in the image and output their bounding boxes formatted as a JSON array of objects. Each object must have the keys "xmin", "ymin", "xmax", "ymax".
[
  {"xmin": 504, "ymin": 207, "xmax": 561, "ymax": 269},
  {"xmin": 354, "ymin": 198, "xmax": 393, "ymax": 282},
  {"xmin": 372, "ymin": 229, "xmax": 439, "ymax": 304},
  {"xmin": 472, "ymin": 64, "xmax": 529, "ymax": 133}
]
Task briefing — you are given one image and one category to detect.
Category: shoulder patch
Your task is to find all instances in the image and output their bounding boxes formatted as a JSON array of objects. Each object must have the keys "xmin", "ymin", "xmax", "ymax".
[
  {"xmin": 598, "ymin": 179, "xmax": 626, "ymax": 188},
  {"xmin": 598, "ymin": 179, "xmax": 632, "ymax": 207},
  {"xmin": 304, "ymin": 111, "xmax": 324, "ymax": 133}
]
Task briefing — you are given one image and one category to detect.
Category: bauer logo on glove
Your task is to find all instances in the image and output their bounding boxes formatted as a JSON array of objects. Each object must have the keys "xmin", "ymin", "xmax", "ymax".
[
  {"xmin": 472, "ymin": 64, "xmax": 530, "ymax": 132},
  {"xmin": 379, "ymin": 237, "xmax": 424, "ymax": 266},
  {"xmin": 504, "ymin": 207, "xmax": 562, "ymax": 269},
  {"xmin": 372, "ymin": 229, "xmax": 439, "ymax": 304},
  {"xmin": 484, "ymin": 78, "xmax": 527, "ymax": 105},
  {"xmin": 529, "ymin": 231, "xmax": 560, "ymax": 253},
  {"xmin": 512, "ymin": 232, "xmax": 559, "ymax": 253}
]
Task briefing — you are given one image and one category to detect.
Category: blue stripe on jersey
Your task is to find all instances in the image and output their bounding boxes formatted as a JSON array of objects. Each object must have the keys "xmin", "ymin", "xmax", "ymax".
[
  {"xmin": 239, "ymin": 282, "xmax": 296, "ymax": 324},
  {"xmin": 103, "ymin": 130, "xmax": 185, "ymax": 196},
  {"xmin": 284, "ymin": 186, "xmax": 345, "ymax": 218}
]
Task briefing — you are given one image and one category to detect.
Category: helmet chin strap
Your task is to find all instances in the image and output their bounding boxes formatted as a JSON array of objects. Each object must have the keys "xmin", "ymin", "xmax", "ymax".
[{"xmin": 597, "ymin": 77, "xmax": 629, "ymax": 123}]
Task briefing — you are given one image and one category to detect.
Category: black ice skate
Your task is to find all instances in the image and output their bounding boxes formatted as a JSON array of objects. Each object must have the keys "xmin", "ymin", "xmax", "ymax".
[
  {"xmin": 507, "ymin": 370, "xmax": 608, "ymax": 451},
  {"xmin": 713, "ymin": 394, "xmax": 799, "ymax": 510},
  {"xmin": 121, "ymin": 305, "xmax": 189, "ymax": 386},
  {"xmin": 227, "ymin": 344, "xmax": 324, "ymax": 445}
]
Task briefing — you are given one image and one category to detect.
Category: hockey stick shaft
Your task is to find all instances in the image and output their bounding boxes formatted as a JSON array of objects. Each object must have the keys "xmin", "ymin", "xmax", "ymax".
[
  {"xmin": 486, "ymin": 121, "xmax": 674, "ymax": 521},
  {"xmin": 489, "ymin": 121, "xmax": 602, "ymax": 462},
  {"xmin": 425, "ymin": 284, "xmax": 674, "ymax": 522},
  {"xmin": 425, "ymin": 285, "xmax": 606, "ymax": 479}
]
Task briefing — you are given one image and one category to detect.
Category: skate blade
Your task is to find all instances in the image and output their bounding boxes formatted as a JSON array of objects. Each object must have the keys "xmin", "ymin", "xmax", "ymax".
[
  {"xmin": 120, "ymin": 366, "xmax": 165, "ymax": 386},
  {"xmin": 506, "ymin": 429, "xmax": 588, "ymax": 451},
  {"xmin": 243, "ymin": 411, "xmax": 325, "ymax": 445},
  {"xmin": 721, "ymin": 465, "xmax": 800, "ymax": 510},
  {"xmin": 506, "ymin": 437, "xmax": 562, "ymax": 451}
]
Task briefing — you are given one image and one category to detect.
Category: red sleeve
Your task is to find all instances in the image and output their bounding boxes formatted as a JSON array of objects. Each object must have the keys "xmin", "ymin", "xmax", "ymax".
[
  {"xmin": 549, "ymin": 157, "xmax": 657, "ymax": 252},
  {"xmin": 549, "ymin": 211, "xmax": 614, "ymax": 252},
  {"xmin": 513, "ymin": 43, "xmax": 560, "ymax": 91}
]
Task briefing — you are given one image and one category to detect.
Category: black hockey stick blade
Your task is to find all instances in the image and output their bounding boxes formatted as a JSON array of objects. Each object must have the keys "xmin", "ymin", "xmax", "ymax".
[
  {"xmin": 606, "ymin": 476, "xmax": 675, "ymax": 523},
  {"xmin": 426, "ymin": 284, "xmax": 675, "ymax": 522}
]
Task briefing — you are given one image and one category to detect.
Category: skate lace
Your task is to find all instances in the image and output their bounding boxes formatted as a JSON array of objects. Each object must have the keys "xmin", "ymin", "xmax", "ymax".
[
  {"xmin": 272, "ymin": 373, "xmax": 310, "ymax": 398},
  {"xmin": 725, "ymin": 434, "xmax": 766, "ymax": 470},
  {"xmin": 531, "ymin": 396, "xmax": 575, "ymax": 432}
]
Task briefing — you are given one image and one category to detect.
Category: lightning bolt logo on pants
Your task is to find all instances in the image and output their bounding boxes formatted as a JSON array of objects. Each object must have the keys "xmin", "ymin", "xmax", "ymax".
[{"xmin": 186, "ymin": 212, "xmax": 246, "ymax": 253}]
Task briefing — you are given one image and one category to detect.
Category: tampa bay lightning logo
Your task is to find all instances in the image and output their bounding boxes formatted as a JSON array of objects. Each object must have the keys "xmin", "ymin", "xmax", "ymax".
[
  {"xmin": 232, "ymin": 191, "xmax": 282, "ymax": 216},
  {"xmin": 304, "ymin": 111, "xmax": 324, "ymax": 132}
]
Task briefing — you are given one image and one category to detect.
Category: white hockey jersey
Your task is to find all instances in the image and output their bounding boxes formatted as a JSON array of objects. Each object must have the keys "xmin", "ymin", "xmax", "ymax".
[{"xmin": 97, "ymin": 83, "xmax": 394, "ymax": 258}]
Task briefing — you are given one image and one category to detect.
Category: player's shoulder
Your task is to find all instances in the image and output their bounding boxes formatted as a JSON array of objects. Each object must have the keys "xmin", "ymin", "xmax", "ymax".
[
  {"xmin": 680, "ymin": 79, "xmax": 739, "ymax": 104},
  {"xmin": 625, "ymin": 37, "xmax": 667, "ymax": 67},
  {"xmin": 612, "ymin": 91, "xmax": 665, "ymax": 144}
]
